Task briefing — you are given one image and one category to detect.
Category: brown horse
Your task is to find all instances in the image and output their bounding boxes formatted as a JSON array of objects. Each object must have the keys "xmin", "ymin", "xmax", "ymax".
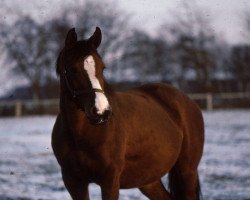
[{"xmin": 52, "ymin": 27, "xmax": 204, "ymax": 200}]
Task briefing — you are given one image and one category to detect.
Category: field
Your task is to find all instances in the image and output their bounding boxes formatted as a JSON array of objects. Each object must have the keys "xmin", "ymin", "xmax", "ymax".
[{"xmin": 0, "ymin": 110, "xmax": 250, "ymax": 199}]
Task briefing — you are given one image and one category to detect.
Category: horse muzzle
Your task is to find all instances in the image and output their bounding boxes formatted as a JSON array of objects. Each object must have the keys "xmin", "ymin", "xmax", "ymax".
[{"xmin": 87, "ymin": 106, "xmax": 112, "ymax": 125}]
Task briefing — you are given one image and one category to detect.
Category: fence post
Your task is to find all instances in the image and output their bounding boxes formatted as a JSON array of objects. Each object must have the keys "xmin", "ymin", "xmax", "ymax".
[
  {"xmin": 15, "ymin": 100, "xmax": 22, "ymax": 117},
  {"xmin": 206, "ymin": 93, "xmax": 213, "ymax": 111}
]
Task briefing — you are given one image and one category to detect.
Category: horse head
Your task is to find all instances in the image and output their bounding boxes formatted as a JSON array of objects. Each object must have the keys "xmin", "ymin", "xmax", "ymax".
[{"xmin": 57, "ymin": 27, "xmax": 112, "ymax": 125}]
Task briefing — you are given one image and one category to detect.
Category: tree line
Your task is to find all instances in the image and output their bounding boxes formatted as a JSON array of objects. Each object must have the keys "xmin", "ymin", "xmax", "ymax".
[{"xmin": 0, "ymin": 0, "xmax": 250, "ymax": 100}]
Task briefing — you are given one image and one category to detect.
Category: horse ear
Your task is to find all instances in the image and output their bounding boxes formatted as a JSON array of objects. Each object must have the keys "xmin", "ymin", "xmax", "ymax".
[
  {"xmin": 65, "ymin": 28, "xmax": 77, "ymax": 49},
  {"xmin": 88, "ymin": 27, "xmax": 102, "ymax": 49}
]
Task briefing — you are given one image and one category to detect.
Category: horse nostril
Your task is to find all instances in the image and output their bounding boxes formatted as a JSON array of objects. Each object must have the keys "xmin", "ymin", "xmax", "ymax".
[
  {"xmin": 88, "ymin": 106, "xmax": 112, "ymax": 125},
  {"xmin": 104, "ymin": 108, "xmax": 112, "ymax": 120}
]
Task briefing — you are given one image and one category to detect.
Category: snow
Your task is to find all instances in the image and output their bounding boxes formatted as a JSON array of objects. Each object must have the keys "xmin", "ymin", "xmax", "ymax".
[
  {"xmin": 200, "ymin": 110, "xmax": 250, "ymax": 199},
  {"xmin": 0, "ymin": 110, "xmax": 250, "ymax": 199}
]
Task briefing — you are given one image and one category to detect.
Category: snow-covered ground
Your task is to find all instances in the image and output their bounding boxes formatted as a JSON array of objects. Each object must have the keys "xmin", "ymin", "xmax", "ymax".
[{"xmin": 0, "ymin": 110, "xmax": 250, "ymax": 200}]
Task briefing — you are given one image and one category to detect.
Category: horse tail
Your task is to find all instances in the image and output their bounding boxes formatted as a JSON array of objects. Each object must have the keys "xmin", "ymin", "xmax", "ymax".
[
  {"xmin": 167, "ymin": 95, "xmax": 204, "ymax": 200},
  {"xmin": 168, "ymin": 101, "xmax": 204, "ymax": 200},
  {"xmin": 168, "ymin": 168, "xmax": 203, "ymax": 200},
  {"xmin": 167, "ymin": 98, "xmax": 204, "ymax": 200},
  {"xmin": 196, "ymin": 177, "xmax": 203, "ymax": 200}
]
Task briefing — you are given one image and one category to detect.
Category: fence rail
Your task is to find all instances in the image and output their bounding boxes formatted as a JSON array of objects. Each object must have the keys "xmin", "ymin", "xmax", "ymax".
[
  {"xmin": 0, "ymin": 98, "xmax": 59, "ymax": 117},
  {"xmin": 189, "ymin": 92, "xmax": 250, "ymax": 111},
  {"xmin": 1, "ymin": 92, "xmax": 250, "ymax": 116}
]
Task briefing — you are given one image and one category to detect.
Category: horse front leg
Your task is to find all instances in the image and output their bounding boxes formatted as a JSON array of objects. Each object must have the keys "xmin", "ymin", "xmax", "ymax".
[
  {"xmin": 62, "ymin": 169, "xmax": 89, "ymax": 200},
  {"xmin": 100, "ymin": 169, "xmax": 121, "ymax": 200}
]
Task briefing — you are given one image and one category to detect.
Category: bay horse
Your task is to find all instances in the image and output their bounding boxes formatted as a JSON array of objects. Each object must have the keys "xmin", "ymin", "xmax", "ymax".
[{"xmin": 52, "ymin": 27, "xmax": 204, "ymax": 200}]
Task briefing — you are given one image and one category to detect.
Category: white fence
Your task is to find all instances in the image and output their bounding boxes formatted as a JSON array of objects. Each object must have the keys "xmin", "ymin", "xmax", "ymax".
[
  {"xmin": 0, "ymin": 99, "xmax": 59, "ymax": 117},
  {"xmin": 189, "ymin": 92, "xmax": 250, "ymax": 111},
  {"xmin": 1, "ymin": 92, "xmax": 250, "ymax": 116}
]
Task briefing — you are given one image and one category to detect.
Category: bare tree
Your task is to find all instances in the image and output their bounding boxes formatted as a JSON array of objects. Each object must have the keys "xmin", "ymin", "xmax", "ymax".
[
  {"xmin": 226, "ymin": 6, "xmax": 250, "ymax": 91},
  {"xmin": 121, "ymin": 30, "xmax": 173, "ymax": 82},
  {"xmin": 0, "ymin": 0, "xmax": 130, "ymax": 99},
  {"xmin": 161, "ymin": 0, "xmax": 218, "ymax": 92},
  {"xmin": 229, "ymin": 45, "xmax": 250, "ymax": 91},
  {"xmin": 1, "ymin": 16, "xmax": 56, "ymax": 100}
]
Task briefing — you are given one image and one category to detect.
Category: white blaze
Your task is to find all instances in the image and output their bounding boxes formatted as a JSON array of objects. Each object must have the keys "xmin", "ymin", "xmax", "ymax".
[{"xmin": 84, "ymin": 56, "xmax": 110, "ymax": 114}]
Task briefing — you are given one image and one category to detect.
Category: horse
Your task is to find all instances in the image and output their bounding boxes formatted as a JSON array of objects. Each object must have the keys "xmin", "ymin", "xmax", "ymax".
[{"xmin": 52, "ymin": 27, "xmax": 204, "ymax": 200}]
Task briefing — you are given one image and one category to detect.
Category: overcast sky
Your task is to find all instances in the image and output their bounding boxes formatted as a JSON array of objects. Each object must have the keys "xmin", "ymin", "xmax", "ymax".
[
  {"xmin": 117, "ymin": 0, "xmax": 249, "ymax": 44},
  {"xmin": 2, "ymin": 0, "xmax": 250, "ymax": 44}
]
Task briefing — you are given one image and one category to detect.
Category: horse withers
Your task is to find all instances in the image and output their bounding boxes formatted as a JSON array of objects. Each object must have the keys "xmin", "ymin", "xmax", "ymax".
[{"xmin": 52, "ymin": 27, "xmax": 204, "ymax": 200}]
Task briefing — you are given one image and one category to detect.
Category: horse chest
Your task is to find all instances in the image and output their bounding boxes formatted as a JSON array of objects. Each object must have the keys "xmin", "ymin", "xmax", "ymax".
[{"xmin": 65, "ymin": 137, "xmax": 112, "ymax": 178}]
